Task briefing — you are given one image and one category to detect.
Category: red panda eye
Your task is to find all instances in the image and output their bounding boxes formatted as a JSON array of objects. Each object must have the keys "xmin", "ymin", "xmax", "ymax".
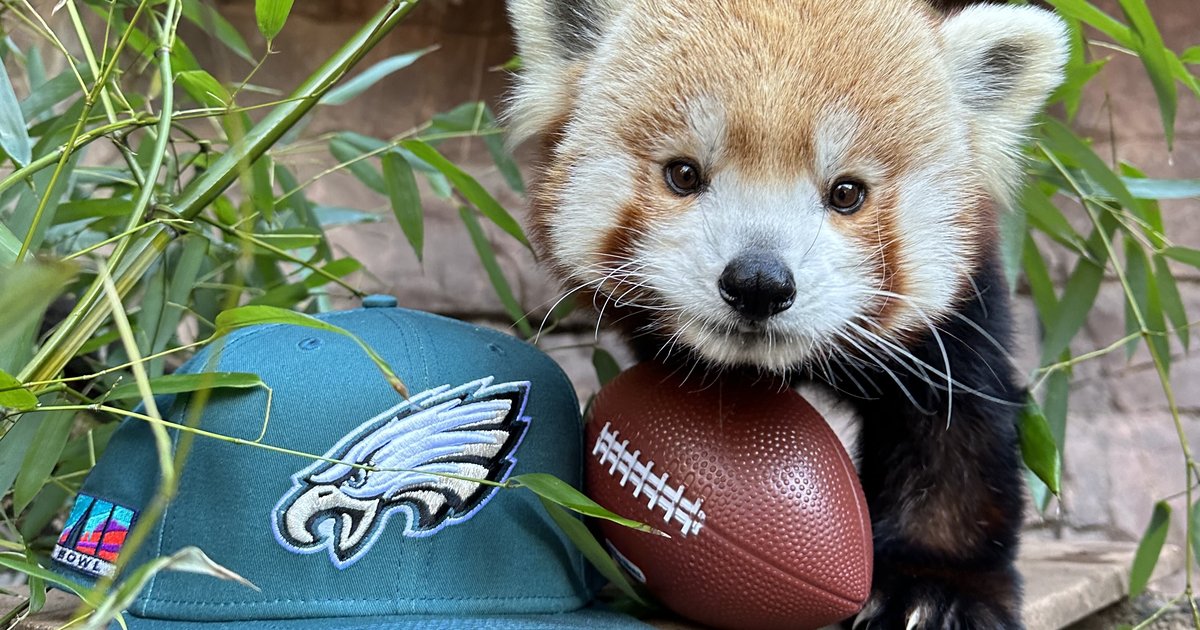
[
  {"xmin": 664, "ymin": 160, "xmax": 703, "ymax": 196},
  {"xmin": 828, "ymin": 180, "xmax": 867, "ymax": 214}
]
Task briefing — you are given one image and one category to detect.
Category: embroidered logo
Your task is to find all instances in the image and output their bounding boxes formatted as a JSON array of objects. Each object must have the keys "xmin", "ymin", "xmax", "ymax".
[
  {"xmin": 53, "ymin": 494, "xmax": 137, "ymax": 578},
  {"xmin": 271, "ymin": 377, "xmax": 531, "ymax": 568}
]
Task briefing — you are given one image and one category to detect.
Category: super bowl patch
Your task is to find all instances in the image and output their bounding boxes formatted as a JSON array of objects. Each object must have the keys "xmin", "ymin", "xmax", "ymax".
[
  {"xmin": 53, "ymin": 494, "xmax": 137, "ymax": 577},
  {"xmin": 271, "ymin": 377, "xmax": 531, "ymax": 569}
]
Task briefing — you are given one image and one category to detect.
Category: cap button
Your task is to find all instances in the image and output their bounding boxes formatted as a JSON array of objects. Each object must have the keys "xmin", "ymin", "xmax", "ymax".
[{"xmin": 363, "ymin": 294, "xmax": 398, "ymax": 309}]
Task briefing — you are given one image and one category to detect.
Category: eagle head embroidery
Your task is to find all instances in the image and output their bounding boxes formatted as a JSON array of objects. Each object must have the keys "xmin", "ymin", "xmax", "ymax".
[{"xmin": 271, "ymin": 377, "xmax": 531, "ymax": 568}]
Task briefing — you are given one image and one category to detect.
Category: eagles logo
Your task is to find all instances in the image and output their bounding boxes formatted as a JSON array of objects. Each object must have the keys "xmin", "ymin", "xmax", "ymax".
[{"xmin": 271, "ymin": 377, "xmax": 531, "ymax": 568}]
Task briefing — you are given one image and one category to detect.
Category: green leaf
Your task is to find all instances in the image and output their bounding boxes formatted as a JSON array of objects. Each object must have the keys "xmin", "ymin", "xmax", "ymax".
[
  {"xmin": 537, "ymin": 497, "xmax": 650, "ymax": 607},
  {"xmin": 255, "ymin": 0, "xmax": 295, "ymax": 42},
  {"xmin": 312, "ymin": 206, "xmax": 381, "ymax": 227},
  {"xmin": 0, "ymin": 62, "xmax": 31, "ymax": 166},
  {"xmin": 53, "ymin": 198, "xmax": 135, "ymax": 225},
  {"xmin": 256, "ymin": 228, "xmax": 322, "ymax": 250},
  {"xmin": 1024, "ymin": 234, "xmax": 1059, "ymax": 327},
  {"xmin": 0, "ymin": 369, "xmax": 37, "ymax": 411},
  {"xmin": 19, "ymin": 65, "xmax": 91, "ymax": 122},
  {"xmin": 1039, "ymin": 250, "xmax": 1105, "ymax": 363},
  {"xmin": 176, "ymin": 69, "xmax": 232, "ymax": 109},
  {"xmin": 214, "ymin": 305, "xmax": 407, "ymax": 396},
  {"xmin": 86, "ymin": 546, "xmax": 257, "ymax": 629},
  {"xmin": 106, "ymin": 372, "xmax": 265, "ymax": 402},
  {"xmin": 0, "ymin": 220, "xmax": 20, "ymax": 266},
  {"xmin": 0, "ymin": 553, "xmax": 98, "ymax": 606},
  {"xmin": 1117, "ymin": 0, "xmax": 1177, "ymax": 149},
  {"xmin": 382, "ymin": 152, "xmax": 423, "ymax": 259},
  {"xmin": 12, "ymin": 408, "xmax": 73, "ymax": 515},
  {"xmin": 404, "ymin": 140, "xmax": 530, "ymax": 248},
  {"xmin": 1040, "ymin": 118, "xmax": 1141, "ymax": 216},
  {"xmin": 1163, "ymin": 246, "xmax": 1200, "ymax": 268},
  {"xmin": 1024, "ymin": 186, "xmax": 1084, "ymax": 252},
  {"xmin": 999, "ymin": 191, "xmax": 1028, "ymax": 290},
  {"xmin": 1124, "ymin": 177, "xmax": 1200, "ymax": 200},
  {"xmin": 592, "ymin": 347, "xmax": 621, "ymax": 387},
  {"xmin": 329, "ymin": 137, "xmax": 386, "ymax": 194},
  {"xmin": 1018, "ymin": 397, "xmax": 1061, "ymax": 495},
  {"xmin": 181, "ymin": 0, "xmax": 255, "ymax": 64},
  {"xmin": 1129, "ymin": 501, "xmax": 1171, "ymax": 597},
  {"xmin": 459, "ymin": 206, "xmax": 533, "ymax": 338},
  {"xmin": 0, "ymin": 262, "xmax": 76, "ymax": 353},
  {"xmin": 1046, "ymin": 0, "xmax": 1134, "ymax": 47},
  {"xmin": 1183, "ymin": 46, "xmax": 1200, "ymax": 64},
  {"xmin": 1153, "ymin": 255, "xmax": 1189, "ymax": 350},
  {"xmin": 513, "ymin": 473, "xmax": 666, "ymax": 536},
  {"xmin": 321, "ymin": 47, "xmax": 437, "ymax": 105},
  {"xmin": 0, "ymin": 414, "xmax": 40, "ymax": 499}
]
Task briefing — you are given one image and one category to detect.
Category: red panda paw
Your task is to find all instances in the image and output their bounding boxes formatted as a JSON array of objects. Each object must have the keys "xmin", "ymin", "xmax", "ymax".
[{"xmin": 845, "ymin": 564, "xmax": 1023, "ymax": 630}]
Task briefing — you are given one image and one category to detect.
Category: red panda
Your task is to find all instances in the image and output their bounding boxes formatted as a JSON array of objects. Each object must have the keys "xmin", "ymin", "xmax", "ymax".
[{"xmin": 506, "ymin": 1, "xmax": 1067, "ymax": 627}]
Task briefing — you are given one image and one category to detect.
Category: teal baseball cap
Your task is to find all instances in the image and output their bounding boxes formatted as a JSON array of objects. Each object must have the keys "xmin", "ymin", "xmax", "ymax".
[{"xmin": 50, "ymin": 297, "xmax": 647, "ymax": 629}]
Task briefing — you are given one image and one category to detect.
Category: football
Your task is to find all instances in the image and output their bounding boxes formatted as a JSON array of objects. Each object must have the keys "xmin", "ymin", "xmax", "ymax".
[{"xmin": 585, "ymin": 361, "xmax": 872, "ymax": 630}]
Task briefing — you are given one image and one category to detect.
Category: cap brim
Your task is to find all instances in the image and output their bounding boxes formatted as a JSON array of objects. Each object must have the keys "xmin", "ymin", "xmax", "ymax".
[{"xmin": 112, "ymin": 607, "xmax": 651, "ymax": 629}]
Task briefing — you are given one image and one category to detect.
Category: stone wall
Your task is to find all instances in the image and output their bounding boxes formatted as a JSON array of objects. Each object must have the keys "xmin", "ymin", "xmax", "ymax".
[{"xmin": 206, "ymin": 1, "xmax": 1199, "ymax": 546}]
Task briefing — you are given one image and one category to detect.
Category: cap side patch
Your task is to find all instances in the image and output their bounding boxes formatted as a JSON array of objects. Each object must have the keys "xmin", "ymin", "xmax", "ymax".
[
  {"xmin": 53, "ymin": 494, "xmax": 138, "ymax": 577},
  {"xmin": 271, "ymin": 377, "xmax": 532, "ymax": 569}
]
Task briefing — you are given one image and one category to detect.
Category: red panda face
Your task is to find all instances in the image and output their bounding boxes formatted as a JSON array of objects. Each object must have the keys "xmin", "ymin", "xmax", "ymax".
[{"xmin": 508, "ymin": 0, "xmax": 1066, "ymax": 371}]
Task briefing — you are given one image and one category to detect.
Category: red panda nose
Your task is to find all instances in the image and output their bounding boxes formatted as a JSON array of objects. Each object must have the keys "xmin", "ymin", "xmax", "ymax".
[{"xmin": 717, "ymin": 253, "xmax": 797, "ymax": 321}]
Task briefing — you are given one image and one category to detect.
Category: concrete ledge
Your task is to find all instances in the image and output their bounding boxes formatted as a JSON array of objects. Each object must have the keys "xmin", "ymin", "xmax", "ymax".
[{"xmin": 0, "ymin": 540, "xmax": 1184, "ymax": 629}]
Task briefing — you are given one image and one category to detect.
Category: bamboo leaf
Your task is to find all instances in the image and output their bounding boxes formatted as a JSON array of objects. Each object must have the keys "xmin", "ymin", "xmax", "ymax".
[
  {"xmin": 12, "ymin": 409, "xmax": 73, "ymax": 515},
  {"xmin": 1129, "ymin": 501, "xmax": 1171, "ymax": 597},
  {"xmin": 1039, "ymin": 239, "xmax": 1106, "ymax": 363},
  {"xmin": 381, "ymin": 152, "xmax": 423, "ymax": 260},
  {"xmin": 175, "ymin": 69, "xmax": 232, "ymax": 109},
  {"xmin": 1153, "ymin": 255, "xmax": 1189, "ymax": 350},
  {"xmin": 181, "ymin": 0, "xmax": 255, "ymax": 64},
  {"xmin": 0, "ymin": 369, "xmax": 37, "ymax": 411},
  {"xmin": 1018, "ymin": 397, "xmax": 1061, "ymax": 495},
  {"xmin": 514, "ymin": 473, "xmax": 666, "ymax": 537},
  {"xmin": 1040, "ymin": 118, "xmax": 1141, "ymax": 216},
  {"xmin": 0, "ymin": 221, "xmax": 20, "ymax": 266},
  {"xmin": 255, "ymin": 0, "xmax": 295, "ymax": 42},
  {"xmin": 1117, "ymin": 0, "xmax": 1176, "ymax": 149},
  {"xmin": 404, "ymin": 140, "xmax": 530, "ymax": 248},
  {"xmin": 1183, "ymin": 46, "xmax": 1200, "ymax": 64},
  {"xmin": 85, "ymin": 547, "xmax": 257, "ymax": 630},
  {"xmin": 1124, "ymin": 177, "xmax": 1200, "ymax": 200},
  {"xmin": 0, "ymin": 553, "xmax": 97, "ymax": 606},
  {"xmin": 329, "ymin": 137, "xmax": 386, "ymax": 194},
  {"xmin": 592, "ymin": 347, "xmax": 621, "ymax": 387},
  {"xmin": 1045, "ymin": 0, "xmax": 1134, "ymax": 47},
  {"xmin": 106, "ymin": 372, "xmax": 265, "ymax": 402},
  {"xmin": 0, "ymin": 415, "xmax": 41, "ymax": 499},
  {"xmin": 19, "ymin": 65, "xmax": 91, "ymax": 122},
  {"xmin": 0, "ymin": 63, "xmax": 31, "ymax": 166},
  {"xmin": 214, "ymin": 305, "xmax": 407, "ymax": 396},
  {"xmin": 458, "ymin": 206, "xmax": 533, "ymax": 337},
  {"xmin": 321, "ymin": 47, "xmax": 437, "ymax": 105},
  {"xmin": 1000, "ymin": 189, "xmax": 1028, "ymax": 290},
  {"xmin": 1163, "ymin": 246, "xmax": 1200, "ymax": 268},
  {"xmin": 537, "ymin": 497, "xmax": 650, "ymax": 606}
]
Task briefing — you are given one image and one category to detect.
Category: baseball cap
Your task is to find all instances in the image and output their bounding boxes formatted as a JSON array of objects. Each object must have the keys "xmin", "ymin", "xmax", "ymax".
[{"xmin": 49, "ymin": 296, "xmax": 648, "ymax": 629}]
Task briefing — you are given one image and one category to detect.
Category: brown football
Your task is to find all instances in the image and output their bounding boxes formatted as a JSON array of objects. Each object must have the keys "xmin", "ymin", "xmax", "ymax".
[{"xmin": 585, "ymin": 361, "xmax": 872, "ymax": 630}]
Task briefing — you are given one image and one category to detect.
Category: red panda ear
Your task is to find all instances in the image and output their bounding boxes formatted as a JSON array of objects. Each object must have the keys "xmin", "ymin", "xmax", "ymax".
[
  {"xmin": 505, "ymin": 0, "xmax": 620, "ymax": 145},
  {"xmin": 940, "ymin": 5, "xmax": 1068, "ymax": 203}
]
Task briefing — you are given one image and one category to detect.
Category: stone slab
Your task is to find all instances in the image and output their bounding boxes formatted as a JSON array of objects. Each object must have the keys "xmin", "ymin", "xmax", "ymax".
[{"xmin": 2, "ymin": 540, "xmax": 1180, "ymax": 629}]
